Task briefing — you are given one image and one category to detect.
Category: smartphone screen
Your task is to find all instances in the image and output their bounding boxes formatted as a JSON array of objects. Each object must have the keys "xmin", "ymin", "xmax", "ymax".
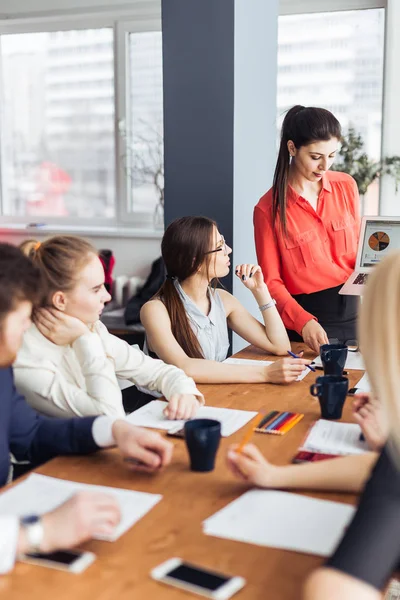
[
  {"xmin": 22, "ymin": 549, "xmax": 95, "ymax": 573},
  {"xmin": 25, "ymin": 550, "xmax": 84, "ymax": 565},
  {"xmin": 166, "ymin": 563, "xmax": 230, "ymax": 591}
]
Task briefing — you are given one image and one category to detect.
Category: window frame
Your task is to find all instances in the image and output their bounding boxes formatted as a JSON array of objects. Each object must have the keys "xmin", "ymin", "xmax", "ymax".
[
  {"xmin": 0, "ymin": 8, "xmax": 162, "ymax": 230},
  {"xmin": 280, "ymin": 0, "xmax": 386, "ymax": 15}
]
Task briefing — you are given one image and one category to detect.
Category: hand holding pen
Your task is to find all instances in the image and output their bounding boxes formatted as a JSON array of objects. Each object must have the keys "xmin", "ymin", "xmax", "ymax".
[{"xmin": 287, "ymin": 350, "xmax": 316, "ymax": 372}]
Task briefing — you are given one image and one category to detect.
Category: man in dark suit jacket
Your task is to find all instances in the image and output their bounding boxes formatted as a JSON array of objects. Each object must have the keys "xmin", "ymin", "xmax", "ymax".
[{"xmin": 0, "ymin": 243, "xmax": 173, "ymax": 573}]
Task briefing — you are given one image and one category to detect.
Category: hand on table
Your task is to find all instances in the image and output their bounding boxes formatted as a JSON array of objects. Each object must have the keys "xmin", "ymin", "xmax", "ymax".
[
  {"xmin": 264, "ymin": 354, "xmax": 311, "ymax": 384},
  {"xmin": 38, "ymin": 492, "xmax": 121, "ymax": 553},
  {"xmin": 163, "ymin": 394, "xmax": 201, "ymax": 420},
  {"xmin": 112, "ymin": 420, "xmax": 174, "ymax": 473},
  {"xmin": 301, "ymin": 320, "xmax": 329, "ymax": 354},
  {"xmin": 226, "ymin": 443, "xmax": 280, "ymax": 488}
]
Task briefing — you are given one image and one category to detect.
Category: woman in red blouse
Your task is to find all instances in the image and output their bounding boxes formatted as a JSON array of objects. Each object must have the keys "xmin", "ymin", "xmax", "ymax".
[{"xmin": 254, "ymin": 105, "xmax": 360, "ymax": 353}]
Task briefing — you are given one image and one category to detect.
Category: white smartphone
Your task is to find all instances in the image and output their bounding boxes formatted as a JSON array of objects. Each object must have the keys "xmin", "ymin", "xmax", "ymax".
[
  {"xmin": 151, "ymin": 557, "xmax": 246, "ymax": 599},
  {"xmin": 20, "ymin": 549, "xmax": 96, "ymax": 573}
]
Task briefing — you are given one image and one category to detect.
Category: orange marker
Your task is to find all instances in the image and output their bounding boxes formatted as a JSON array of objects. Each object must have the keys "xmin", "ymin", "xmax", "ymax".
[
  {"xmin": 236, "ymin": 412, "xmax": 265, "ymax": 454},
  {"xmin": 278, "ymin": 413, "xmax": 304, "ymax": 435}
]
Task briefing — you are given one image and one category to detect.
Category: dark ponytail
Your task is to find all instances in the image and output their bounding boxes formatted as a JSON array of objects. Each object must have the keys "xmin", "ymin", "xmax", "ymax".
[
  {"xmin": 272, "ymin": 105, "xmax": 342, "ymax": 234},
  {"xmin": 155, "ymin": 216, "xmax": 217, "ymax": 359}
]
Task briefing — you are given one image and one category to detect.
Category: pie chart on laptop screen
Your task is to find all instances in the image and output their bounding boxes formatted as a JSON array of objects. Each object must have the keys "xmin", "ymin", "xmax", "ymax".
[{"xmin": 368, "ymin": 231, "xmax": 390, "ymax": 251}]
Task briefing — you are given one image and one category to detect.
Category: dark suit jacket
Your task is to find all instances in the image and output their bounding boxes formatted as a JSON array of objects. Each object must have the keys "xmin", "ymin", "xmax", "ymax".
[{"xmin": 0, "ymin": 367, "xmax": 99, "ymax": 487}]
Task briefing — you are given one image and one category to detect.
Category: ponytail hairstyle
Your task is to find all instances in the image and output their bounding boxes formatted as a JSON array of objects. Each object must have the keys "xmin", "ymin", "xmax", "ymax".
[
  {"xmin": 156, "ymin": 216, "xmax": 218, "ymax": 359},
  {"xmin": 273, "ymin": 105, "xmax": 342, "ymax": 234},
  {"xmin": 20, "ymin": 235, "xmax": 98, "ymax": 306}
]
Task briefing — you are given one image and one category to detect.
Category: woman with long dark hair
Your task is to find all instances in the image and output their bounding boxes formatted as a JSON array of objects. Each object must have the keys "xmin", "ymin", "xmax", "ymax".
[
  {"xmin": 140, "ymin": 216, "xmax": 310, "ymax": 385},
  {"xmin": 254, "ymin": 105, "xmax": 360, "ymax": 353}
]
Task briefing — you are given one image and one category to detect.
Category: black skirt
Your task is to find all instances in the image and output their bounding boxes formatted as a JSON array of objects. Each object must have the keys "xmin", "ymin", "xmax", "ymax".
[{"xmin": 287, "ymin": 284, "xmax": 359, "ymax": 343}]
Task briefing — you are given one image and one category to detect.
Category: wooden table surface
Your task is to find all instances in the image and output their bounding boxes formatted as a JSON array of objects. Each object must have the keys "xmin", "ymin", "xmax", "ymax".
[{"xmin": 0, "ymin": 344, "xmax": 364, "ymax": 600}]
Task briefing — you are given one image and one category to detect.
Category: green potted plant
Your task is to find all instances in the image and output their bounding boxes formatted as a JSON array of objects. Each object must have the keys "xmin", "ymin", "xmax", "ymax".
[{"xmin": 332, "ymin": 127, "xmax": 400, "ymax": 210}]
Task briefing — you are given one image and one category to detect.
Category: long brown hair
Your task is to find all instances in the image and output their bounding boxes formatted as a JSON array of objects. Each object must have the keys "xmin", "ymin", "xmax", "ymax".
[
  {"xmin": 273, "ymin": 105, "xmax": 341, "ymax": 234},
  {"xmin": 156, "ymin": 216, "xmax": 218, "ymax": 358},
  {"xmin": 20, "ymin": 236, "xmax": 97, "ymax": 306}
]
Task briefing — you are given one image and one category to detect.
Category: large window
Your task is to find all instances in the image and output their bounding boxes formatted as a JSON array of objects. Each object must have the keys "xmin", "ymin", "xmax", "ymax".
[
  {"xmin": 0, "ymin": 18, "xmax": 163, "ymax": 229},
  {"xmin": 127, "ymin": 31, "xmax": 163, "ymax": 226},
  {"xmin": 1, "ymin": 29, "xmax": 115, "ymax": 220},
  {"xmin": 277, "ymin": 8, "xmax": 385, "ymax": 214}
]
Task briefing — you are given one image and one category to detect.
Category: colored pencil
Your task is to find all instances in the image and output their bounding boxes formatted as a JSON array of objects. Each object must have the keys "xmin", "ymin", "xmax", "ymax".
[
  {"xmin": 255, "ymin": 410, "xmax": 279, "ymax": 431},
  {"xmin": 278, "ymin": 413, "xmax": 304, "ymax": 435},
  {"xmin": 265, "ymin": 411, "xmax": 290, "ymax": 432},
  {"xmin": 236, "ymin": 412, "xmax": 265, "ymax": 454},
  {"xmin": 274, "ymin": 412, "xmax": 300, "ymax": 433},
  {"xmin": 273, "ymin": 412, "xmax": 296, "ymax": 432}
]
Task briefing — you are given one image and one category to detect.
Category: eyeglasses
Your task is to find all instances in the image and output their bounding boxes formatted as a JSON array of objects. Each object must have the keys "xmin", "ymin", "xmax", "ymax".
[{"xmin": 205, "ymin": 235, "xmax": 228, "ymax": 255}]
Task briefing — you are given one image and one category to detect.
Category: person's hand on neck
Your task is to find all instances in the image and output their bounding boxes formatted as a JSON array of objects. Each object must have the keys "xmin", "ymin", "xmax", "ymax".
[{"xmin": 34, "ymin": 307, "xmax": 89, "ymax": 346}]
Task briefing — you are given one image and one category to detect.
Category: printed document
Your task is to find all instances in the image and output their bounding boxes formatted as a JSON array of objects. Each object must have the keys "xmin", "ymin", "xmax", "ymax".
[
  {"xmin": 223, "ymin": 357, "xmax": 310, "ymax": 381},
  {"xmin": 300, "ymin": 419, "xmax": 369, "ymax": 455},
  {"xmin": 126, "ymin": 400, "xmax": 257, "ymax": 437},
  {"xmin": 203, "ymin": 489, "xmax": 355, "ymax": 557},
  {"xmin": 312, "ymin": 351, "xmax": 365, "ymax": 371},
  {"xmin": 0, "ymin": 473, "xmax": 161, "ymax": 541}
]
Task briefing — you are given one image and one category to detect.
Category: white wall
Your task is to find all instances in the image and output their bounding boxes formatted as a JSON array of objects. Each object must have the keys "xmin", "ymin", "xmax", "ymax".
[
  {"xmin": 380, "ymin": 0, "xmax": 400, "ymax": 215},
  {"xmin": 0, "ymin": 230, "xmax": 160, "ymax": 277},
  {"xmin": 0, "ymin": 0, "xmax": 159, "ymax": 18},
  {"xmin": 232, "ymin": 0, "xmax": 279, "ymax": 352}
]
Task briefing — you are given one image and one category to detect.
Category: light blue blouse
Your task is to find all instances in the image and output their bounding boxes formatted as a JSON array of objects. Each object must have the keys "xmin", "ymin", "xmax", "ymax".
[{"xmin": 172, "ymin": 280, "xmax": 230, "ymax": 361}]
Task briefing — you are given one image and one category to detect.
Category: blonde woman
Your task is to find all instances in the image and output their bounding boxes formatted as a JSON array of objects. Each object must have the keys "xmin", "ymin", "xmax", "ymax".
[
  {"xmin": 304, "ymin": 251, "xmax": 400, "ymax": 599},
  {"xmin": 228, "ymin": 251, "xmax": 400, "ymax": 599},
  {"xmin": 14, "ymin": 237, "xmax": 203, "ymax": 419}
]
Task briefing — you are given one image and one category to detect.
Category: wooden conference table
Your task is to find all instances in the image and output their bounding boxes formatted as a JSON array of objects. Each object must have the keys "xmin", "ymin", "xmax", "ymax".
[{"xmin": 1, "ymin": 344, "xmax": 363, "ymax": 600}]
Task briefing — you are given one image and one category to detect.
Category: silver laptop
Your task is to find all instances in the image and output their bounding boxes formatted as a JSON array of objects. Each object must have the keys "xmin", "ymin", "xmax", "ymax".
[{"xmin": 340, "ymin": 216, "xmax": 400, "ymax": 296}]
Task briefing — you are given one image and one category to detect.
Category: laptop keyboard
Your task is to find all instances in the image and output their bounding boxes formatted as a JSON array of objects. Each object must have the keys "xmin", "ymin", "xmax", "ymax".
[{"xmin": 354, "ymin": 273, "xmax": 369, "ymax": 285}]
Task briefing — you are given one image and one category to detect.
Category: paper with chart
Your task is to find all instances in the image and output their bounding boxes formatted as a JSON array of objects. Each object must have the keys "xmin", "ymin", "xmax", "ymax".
[
  {"xmin": 203, "ymin": 489, "xmax": 355, "ymax": 557},
  {"xmin": 312, "ymin": 351, "xmax": 365, "ymax": 371},
  {"xmin": 223, "ymin": 357, "xmax": 310, "ymax": 381},
  {"xmin": 0, "ymin": 473, "xmax": 162, "ymax": 541},
  {"xmin": 126, "ymin": 400, "xmax": 257, "ymax": 437},
  {"xmin": 300, "ymin": 419, "xmax": 369, "ymax": 455}
]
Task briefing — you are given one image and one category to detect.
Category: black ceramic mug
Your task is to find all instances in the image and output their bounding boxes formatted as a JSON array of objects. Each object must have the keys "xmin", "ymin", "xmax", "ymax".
[
  {"xmin": 310, "ymin": 375, "xmax": 349, "ymax": 420},
  {"xmin": 320, "ymin": 343, "xmax": 348, "ymax": 376},
  {"xmin": 184, "ymin": 419, "xmax": 222, "ymax": 472}
]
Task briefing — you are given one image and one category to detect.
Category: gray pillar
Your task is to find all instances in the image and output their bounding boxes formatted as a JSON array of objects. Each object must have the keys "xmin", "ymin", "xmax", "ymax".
[{"xmin": 162, "ymin": 0, "xmax": 278, "ymax": 351}]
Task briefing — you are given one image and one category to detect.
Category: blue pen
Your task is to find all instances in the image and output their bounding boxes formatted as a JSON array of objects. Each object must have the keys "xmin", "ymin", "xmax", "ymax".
[{"xmin": 287, "ymin": 350, "xmax": 316, "ymax": 372}]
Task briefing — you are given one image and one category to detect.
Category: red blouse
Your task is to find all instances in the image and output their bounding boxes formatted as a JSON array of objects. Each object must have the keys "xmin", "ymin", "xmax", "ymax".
[{"xmin": 254, "ymin": 171, "xmax": 360, "ymax": 334}]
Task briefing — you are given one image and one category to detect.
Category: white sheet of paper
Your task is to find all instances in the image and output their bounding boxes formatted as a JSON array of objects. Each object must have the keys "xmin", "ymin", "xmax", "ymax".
[
  {"xmin": 354, "ymin": 373, "xmax": 371, "ymax": 393},
  {"xmin": 0, "ymin": 474, "xmax": 162, "ymax": 541},
  {"xmin": 126, "ymin": 400, "xmax": 257, "ymax": 437},
  {"xmin": 301, "ymin": 419, "xmax": 369, "ymax": 455},
  {"xmin": 203, "ymin": 489, "xmax": 355, "ymax": 557},
  {"xmin": 223, "ymin": 357, "xmax": 310, "ymax": 381},
  {"xmin": 312, "ymin": 351, "xmax": 365, "ymax": 370}
]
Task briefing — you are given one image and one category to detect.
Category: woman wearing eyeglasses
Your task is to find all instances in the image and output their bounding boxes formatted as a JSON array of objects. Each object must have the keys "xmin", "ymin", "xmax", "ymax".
[{"xmin": 140, "ymin": 216, "xmax": 310, "ymax": 385}]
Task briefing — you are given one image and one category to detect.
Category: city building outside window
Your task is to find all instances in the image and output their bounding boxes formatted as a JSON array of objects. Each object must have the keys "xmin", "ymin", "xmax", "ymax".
[
  {"xmin": 277, "ymin": 8, "xmax": 385, "ymax": 215},
  {"xmin": 0, "ymin": 24, "xmax": 163, "ymax": 229}
]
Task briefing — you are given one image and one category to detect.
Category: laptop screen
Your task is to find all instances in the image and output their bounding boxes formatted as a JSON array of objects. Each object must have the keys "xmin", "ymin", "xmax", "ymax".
[{"xmin": 360, "ymin": 219, "xmax": 400, "ymax": 268}]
